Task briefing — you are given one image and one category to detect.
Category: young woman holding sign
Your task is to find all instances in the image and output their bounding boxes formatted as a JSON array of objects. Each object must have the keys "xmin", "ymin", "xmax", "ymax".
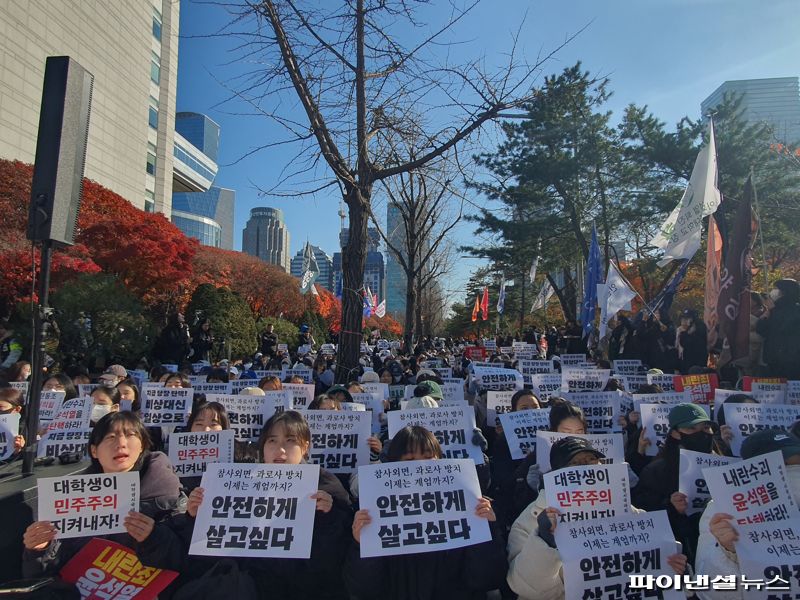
[
  {"xmin": 345, "ymin": 425, "xmax": 507, "ymax": 600},
  {"xmin": 185, "ymin": 410, "xmax": 353, "ymax": 599},
  {"xmin": 22, "ymin": 412, "xmax": 185, "ymax": 578}
]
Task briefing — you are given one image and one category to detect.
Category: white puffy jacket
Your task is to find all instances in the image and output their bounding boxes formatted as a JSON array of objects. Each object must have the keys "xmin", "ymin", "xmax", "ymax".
[{"xmin": 694, "ymin": 498, "xmax": 742, "ymax": 600}]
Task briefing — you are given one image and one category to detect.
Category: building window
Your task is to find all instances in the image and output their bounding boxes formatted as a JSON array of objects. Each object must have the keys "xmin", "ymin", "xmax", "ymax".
[
  {"xmin": 148, "ymin": 106, "xmax": 158, "ymax": 129},
  {"xmin": 150, "ymin": 52, "xmax": 161, "ymax": 84},
  {"xmin": 145, "ymin": 189, "xmax": 155, "ymax": 213},
  {"xmin": 146, "ymin": 143, "xmax": 157, "ymax": 176},
  {"xmin": 152, "ymin": 10, "xmax": 162, "ymax": 42}
]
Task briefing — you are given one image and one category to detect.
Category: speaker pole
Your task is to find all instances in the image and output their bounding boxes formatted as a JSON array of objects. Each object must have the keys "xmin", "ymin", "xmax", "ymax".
[{"xmin": 22, "ymin": 240, "xmax": 53, "ymax": 475}]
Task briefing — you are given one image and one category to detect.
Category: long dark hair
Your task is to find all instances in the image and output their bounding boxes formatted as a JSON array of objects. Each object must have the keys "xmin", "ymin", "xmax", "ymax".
[
  {"xmin": 188, "ymin": 401, "xmax": 230, "ymax": 430},
  {"xmin": 257, "ymin": 411, "xmax": 311, "ymax": 462},
  {"xmin": 548, "ymin": 398, "xmax": 587, "ymax": 432},
  {"xmin": 43, "ymin": 373, "xmax": 77, "ymax": 401},
  {"xmin": 86, "ymin": 412, "xmax": 152, "ymax": 474},
  {"xmin": 386, "ymin": 426, "xmax": 443, "ymax": 462}
]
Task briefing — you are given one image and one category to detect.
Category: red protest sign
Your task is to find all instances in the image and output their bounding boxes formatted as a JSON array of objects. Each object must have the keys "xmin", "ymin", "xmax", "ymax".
[
  {"xmin": 742, "ymin": 376, "xmax": 787, "ymax": 391},
  {"xmin": 60, "ymin": 538, "xmax": 178, "ymax": 600},
  {"xmin": 673, "ymin": 373, "xmax": 719, "ymax": 404},
  {"xmin": 464, "ymin": 346, "xmax": 487, "ymax": 361}
]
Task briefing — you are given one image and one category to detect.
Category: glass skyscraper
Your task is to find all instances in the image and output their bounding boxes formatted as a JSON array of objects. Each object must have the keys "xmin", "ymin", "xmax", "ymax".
[{"xmin": 242, "ymin": 207, "xmax": 291, "ymax": 272}]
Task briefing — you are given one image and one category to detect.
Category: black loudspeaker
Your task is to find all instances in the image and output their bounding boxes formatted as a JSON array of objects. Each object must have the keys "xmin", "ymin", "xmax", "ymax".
[{"xmin": 26, "ymin": 56, "xmax": 94, "ymax": 247}]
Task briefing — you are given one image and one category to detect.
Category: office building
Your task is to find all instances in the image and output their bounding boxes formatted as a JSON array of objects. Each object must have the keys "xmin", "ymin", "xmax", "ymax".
[
  {"xmin": 290, "ymin": 245, "xmax": 334, "ymax": 290},
  {"xmin": 172, "ymin": 186, "xmax": 235, "ymax": 249},
  {"xmin": 332, "ymin": 249, "xmax": 385, "ymax": 303},
  {"xmin": 701, "ymin": 77, "xmax": 800, "ymax": 144},
  {"xmin": 0, "ymin": 0, "xmax": 181, "ymax": 215},
  {"xmin": 385, "ymin": 201, "xmax": 408, "ymax": 319},
  {"xmin": 242, "ymin": 207, "xmax": 291, "ymax": 271}
]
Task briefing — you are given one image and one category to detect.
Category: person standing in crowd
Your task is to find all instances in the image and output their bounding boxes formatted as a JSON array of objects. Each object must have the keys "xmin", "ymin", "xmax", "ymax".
[
  {"xmin": 99, "ymin": 364, "xmax": 127, "ymax": 388},
  {"xmin": 636, "ymin": 309, "xmax": 678, "ymax": 372},
  {"xmin": 676, "ymin": 309, "xmax": 708, "ymax": 373},
  {"xmin": 260, "ymin": 324, "xmax": 278, "ymax": 357},
  {"xmin": 298, "ymin": 324, "xmax": 314, "ymax": 349},
  {"xmin": 191, "ymin": 317, "xmax": 214, "ymax": 362},
  {"xmin": 5, "ymin": 360, "xmax": 31, "ymax": 382},
  {"xmin": 0, "ymin": 321, "xmax": 22, "ymax": 370},
  {"xmin": 155, "ymin": 313, "xmax": 191, "ymax": 365},
  {"xmin": 756, "ymin": 278, "xmax": 800, "ymax": 380}
]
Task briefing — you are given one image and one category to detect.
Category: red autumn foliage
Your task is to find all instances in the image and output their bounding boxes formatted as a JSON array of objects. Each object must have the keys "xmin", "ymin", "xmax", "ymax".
[
  {"xmin": 364, "ymin": 314, "xmax": 403, "ymax": 337},
  {"xmin": 314, "ymin": 287, "xmax": 342, "ymax": 334}
]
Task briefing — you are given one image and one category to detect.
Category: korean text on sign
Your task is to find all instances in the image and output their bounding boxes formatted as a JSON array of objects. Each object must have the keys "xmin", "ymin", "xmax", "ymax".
[
  {"xmin": 190, "ymin": 463, "xmax": 319, "ymax": 558},
  {"xmin": 678, "ymin": 449, "xmax": 739, "ymax": 516},
  {"xmin": 140, "ymin": 388, "xmax": 192, "ymax": 426},
  {"xmin": 357, "ymin": 458, "xmax": 491, "ymax": 557},
  {"xmin": 168, "ymin": 430, "xmax": 235, "ymax": 477},
  {"xmin": 545, "ymin": 462, "xmax": 631, "ymax": 523},
  {"xmin": 38, "ymin": 472, "xmax": 139, "ymax": 540},
  {"xmin": 304, "ymin": 410, "xmax": 371, "ymax": 474},
  {"xmin": 388, "ymin": 406, "xmax": 483, "ymax": 464},
  {"xmin": 499, "ymin": 409, "xmax": 551, "ymax": 460},
  {"xmin": 535, "ymin": 431, "xmax": 624, "ymax": 472}
]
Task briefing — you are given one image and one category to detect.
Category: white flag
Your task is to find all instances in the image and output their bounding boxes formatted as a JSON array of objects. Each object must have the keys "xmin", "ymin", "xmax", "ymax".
[
  {"xmin": 598, "ymin": 262, "xmax": 637, "ymax": 339},
  {"xmin": 311, "ymin": 284, "xmax": 319, "ymax": 296},
  {"xmin": 374, "ymin": 300, "xmax": 386, "ymax": 318},
  {"xmin": 531, "ymin": 280, "xmax": 555, "ymax": 312},
  {"xmin": 651, "ymin": 119, "xmax": 721, "ymax": 266}
]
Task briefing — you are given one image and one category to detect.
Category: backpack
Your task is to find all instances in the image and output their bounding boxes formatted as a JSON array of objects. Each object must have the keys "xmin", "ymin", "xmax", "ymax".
[{"xmin": 172, "ymin": 559, "xmax": 258, "ymax": 600}]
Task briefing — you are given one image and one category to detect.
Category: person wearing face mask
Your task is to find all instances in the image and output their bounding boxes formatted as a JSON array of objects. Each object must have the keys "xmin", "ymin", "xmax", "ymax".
[
  {"xmin": 633, "ymin": 403, "xmax": 720, "ymax": 568},
  {"xmin": 98, "ymin": 364, "xmax": 127, "ymax": 388},
  {"xmin": 756, "ymin": 278, "xmax": 800, "ymax": 380},
  {"xmin": 90, "ymin": 386, "xmax": 121, "ymax": 424},
  {"xmin": 0, "ymin": 388, "xmax": 25, "ymax": 458},
  {"xmin": 695, "ymin": 429, "xmax": 800, "ymax": 600}
]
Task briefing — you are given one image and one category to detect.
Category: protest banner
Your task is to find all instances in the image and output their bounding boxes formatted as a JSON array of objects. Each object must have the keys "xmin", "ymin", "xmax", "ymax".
[
  {"xmin": 703, "ymin": 450, "xmax": 799, "ymax": 528},
  {"xmin": 0, "ymin": 413, "xmax": 20, "ymax": 460},
  {"xmin": 190, "ymin": 463, "xmax": 319, "ymax": 558},
  {"xmin": 617, "ymin": 374, "xmax": 649, "ymax": 393},
  {"xmin": 9, "ymin": 381, "xmax": 29, "ymax": 400},
  {"xmin": 743, "ymin": 376, "xmax": 787, "ymax": 390},
  {"xmin": 162, "ymin": 364, "xmax": 178, "ymax": 373},
  {"xmin": 188, "ymin": 375, "xmax": 206, "ymax": 387},
  {"xmin": 277, "ymin": 343, "xmax": 289, "ymax": 352},
  {"xmin": 561, "ymin": 369, "xmax": 611, "ymax": 394},
  {"xmin": 499, "ymin": 346, "xmax": 513, "ymax": 355},
  {"xmin": 38, "ymin": 472, "xmax": 139, "ymax": 539},
  {"xmin": 517, "ymin": 360, "xmax": 554, "ymax": 377},
  {"xmin": 673, "ymin": 373, "xmax": 718, "ymax": 404},
  {"xmin": 750, "ymin": 382, "xmax": 789, "ymax": 405},
  {"xmin": 60, "ymin": 538, "xmax": 178, "ymax": 600},
  {"xmin": 388, "ymin": 385, "xmax": 406, "ymax": 408},
  {"xmin": 483, "ymin": 339, "xmax": 497, "ymax": 351},
  {"xmin": 304, "ymin": 410, "xmax": 371, "ymax": 473},
  {"xmin": 351, "ymin": 392, "xmax": 385, "ymax": 435},
  {"xmin": 499, "ymin": 409, "xmax": 552, "ymax": 459},
  {"xmin": 678, "ymin": 449, "xmax": 739, "ymax": 516},
  {"xmin": 646, "ymin": 373, "xmax": 676, "ymax": 392},
  {"xmin": 128, "ymin": 370, "xmax": 147, "ymax": 390},
  {"xmin": 721, "ymin": 404, "xmax": 800, "ymax": 457},
  {"xmin": 464, "ymin": 346, "xmax": 487, "ymax": 361},
  {"xmin": 37, "ymin": 397, "xmax": 93, "ymax": 458},
  {"xmin": 320, "ymin": 343, "xmax": 336, "ymax": 356},
  {"xmin": 735, "ymin": 516, "xmax": 800, "ymax": 599},
  {"xmin": 791, "ymin": 381, "xmax": 800, "ymax": 405},
  {"xmin": 388, "ymin": 406, "xmax": 483, "ymax": 464},
  {"xmin": 357, "ymin": 458, "xmax": 491, "ymax": 557},
  {"xmin": 486, "ymin": 391, "xmax": 515, "ymax": 428},
  {"xmin": 361, "ymin": 382, "xmax": 389, "ymax": 400},
  {"xmin": 440, "ymin": 382, "xmax": 466, "ymax": 406},
  {"xmin": 433, "ymin": 367, "xmax": 453, "ymax": 379},
  {"xmin": 535, "ymin": 431, "xmax": 624, "ymax": 472},
  {"xmin": 254, "ymin": 370, "xmax": 284, "ymax": 380},
  {"xmin": 206, "ymin": 393, "xmax": 285, "ymax": 441},
  {"xmin": 631, "ymin": 391, "xmax": 689, "ymax": 414},
  {"xmin": 639, "ymin": 403, "xmax": 674, "ymax": 457},
  {"xmin": 471, "ymin": 361, "xmax": 496, "ymax": 369},
  {"xmin": 531, "ymin": 373, "xmax": 563, "ymax": 403},
  {"xmin": 169, "ymin": 430, "xmax": 235, "ymax": 478},
  {"xmin": 192, "ymin": 382, "xmax": 233, "ymax": 396},
  {"xmin": 340, "ymin": 402, "xmax": 367, "ymax": 412},
  {"xmin": 140, "ymin": 387, "xmax": 191, "ymax": 427},
  {"xmin": 283, "ymin": 383, "xmax": 315, "ymax": 410},
  {"xmin": 612, "ymin": 360, "xmax": 643, "ymax": 375},
  {"xmin": 555, "ymin": 510, "xmax": 682, "ymax": 600},
  {"xmin": 285, "ymin": 367, "xmax": 313, "ymax": 384},
  {"xmin": 560, "ymin": 354, "xmax": 589, "ymax": 367},
  {"xmin": 545, "ymin": 462, "xmax": 631, "ymax": 522},
  {"xmin": 78, "ymin": 384, "xmax": 100, "ymax": 398},
  {"xmin": 230, "ymin": 379, "xmax": 262, "ymax": 394},
  {"xmin": 564, "ymin": 391, "xmax": 621, "ymax": 434},
  {"xmin": 472, "ymin": 367, "xmax": 524, "ymax": 392}
]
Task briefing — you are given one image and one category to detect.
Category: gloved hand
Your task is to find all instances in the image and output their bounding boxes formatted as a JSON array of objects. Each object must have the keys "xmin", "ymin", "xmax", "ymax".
[
  {"xmin": 471, "ymin": 428, "xmax": 488, "ymax": 452},
  {"xmin": 526, "ymin": 463, "xmax": 543, "ymax": 492},
  {"xmin": 537, "ymin": 509, "xmax": 557, "ymax": 548}
]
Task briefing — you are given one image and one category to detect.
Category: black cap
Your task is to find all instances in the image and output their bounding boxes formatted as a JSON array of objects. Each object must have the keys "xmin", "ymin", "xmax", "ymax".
[
  {"xmin": 741, "ymin": 429, "xmax": 800, "ymax": 461},
  {"xmin": 550, "ymin": 436, "xmax": 605, "ymax": 471}
]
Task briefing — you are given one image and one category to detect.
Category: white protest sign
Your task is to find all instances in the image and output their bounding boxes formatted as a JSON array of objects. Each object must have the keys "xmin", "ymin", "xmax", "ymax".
[
  {"xmin": 790, "ymin": 381, "xmax": 800, "ymax": 405},
  {"xmin": 284, "ymin": 383, "xmax": 315, "ymax": 410},
  {"xmin": 433, "ymin": 367, "xmax": 453, "ymax": 379},
  {"xmin": 9, "ymin": 381, "xmax": 29, "ymax": 399},
  {"xmin": 340, "ymin": 402, "xmax": 367, "ymax": 411},
  {"xmin": 619, "ymin": 374, "xmax": 649, "ymax": 393},
  {"xmin": 37, "ymin": 473, "xmax": 139, "ymax": 540},
  {"xmin": 561, "ymin": 369, "xmax": 611, "ymax": 393},
  {"xmin": 639, "ymin": 403, "xmax": 674, "ymax": 457},
  {"xmin": 351, "ymin": 392, "xmax": 385, "ymax": 435},
  {"xmin": 361, "ymin": 382, "xmax": 389, "ymax": 400},
  {"xmin": 388, "ymin": 406, "xmax": 483, "ymax": 464},
  {"xmin": 388, "ymin": 385, "xmax": 406, "ymax": 407},
  {"xmin": 357, "ymin": 458, "xmax": 491, "ymax": 557},
  {"xmin": 545, "ymin": 462, "xmax": 631, "ymax": 522},
  {"xmin": 499, "ymin": 409, "xmax": 552, "ymax": 459},
  {"xmin": 631, "ymin": 391, "xmax": 689, "ymax": 414},
  {"xmin": 561, "ymin": 354, "xmax": 589, "ymax": 367},
  {"xmin": 535, "ymin": 431, "xmax": 624, "ymax": 472},
  {"xmin": 189, "ymin": 375, "xmax": 206, "ymax": 387},
  {"xmin": 190, "ymin": 463, "xmax": 319, "ymax": 558},
  {"xmin": 169, "ymin": 430, "xmax": 235, "ymax": 478},
  {"xmin": 704, "ymin": 450, "xmax": 799, "ymax": 528},
  {"xmin": 141, "ymin": 388, "xmax": 192, "ymax": 426},
  {"xmin": 254, "ymin": 370, "xmax": 284, "ymax": 380},
  {"xmin": 0, "ymin": 413, "xmax": 20, "ymax": 460},
  {"xmin": 531, "ymin": 373, "xmax": 563, "ymax": 403},
  {"xmin": 277, "ymin": 343, "xmax": 289, "ymax": 352},
  {"xmin": 483, "ymin": 339, "xmax": 497, "ymax": 351},
  {"xmin": 723, "ymin": 404, "xmax": 800, "ymax": 457},
  {"xmin": 486, "ymin": 391, "xmax": 515, "ymax": 428},
  {"xmin": 678, "ymin": 449, "xmax": 739, "ymax": 516},
  {"xmin": 285, "ymin": 368, "xmax": 313, "ymax": 384},
  {"xmin": 192, "ymin": 382, "xmax": 233, "ymax": 396},
  {"xmin": 206, "ymin": 393, "xmax": 286, "ymax": 441},
  {"xmin": 472, "ymin": 367, "xmax": 523, "ymax": 391},
  {"xmin": 736, "ymin": 516, "xmax": 800, "ymax": 600},
  {"xmin": 37, "ymin": 397, "xmax": 93, "ymax": 458},
  {"xmin": 564, "ymin": 391, "xmax": 621, "ymax": 434},
  {"xmin": 750, "ymin": 382, "xmax": 788, "ymax": 405},
  {"xmin": 647, "ymin": 373, "xmax": 676, "ymax": 392},
  {"xmin": 555, "ymin": 510, "xmax": 682, "ymax": 600},
  {"xmin": 77, "ymin": 384, "xmax": 100, "ymax": 399},
  {"xmin": 440, "ymin": 382, "xmax": 465, "ymax": 406},
  {"xmin": 714, "ymin": 388, "xmax": 740, "ymax": 406},
  {"xmin": 320, "ymin": 343, "xmax": 336, "ymax": 356},
  {"xmin": 304, "ymin": 410, "xmax": 371, "ymax": 473},
  {"xmin": 230, "ymin": 379, "xmax": 262, "ymax": 394},
  {"xmin": 517, "ymin": 360, "xmax": 554, "ymax": 376},
  {"xmin": 612, "ymin": 359, "xmax": 642, "ymax": 375}
]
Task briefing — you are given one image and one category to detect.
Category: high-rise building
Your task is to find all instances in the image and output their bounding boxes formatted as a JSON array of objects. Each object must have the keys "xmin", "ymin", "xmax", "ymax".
[
  {"xmin": 339, "ymin": 227, "xmax": 381, "ymax": 252},
  {"xmin": 0, "ymin": 1, "xmax": 181, "ymax": 215},
  {"xmin": 242, "ymin": 207, "xmax": 291, "ymax": 272},
  {"xmin": 290, "ymin": 245, "xmax": 334, "ymax": 290},
  {"xmin": 385, "ymin": 202, "xmax": 408, "ymax": 319},
  {"xmin": 701, "ymin": 77, "xmax": 800, "ymax": 144},
  {"xmin": 172, "ymin": 187, "xmax": 235, "ymax": 249},
  {"xmin": 332, "ymin": 250, "xmax": 385, "ymax": 303}
]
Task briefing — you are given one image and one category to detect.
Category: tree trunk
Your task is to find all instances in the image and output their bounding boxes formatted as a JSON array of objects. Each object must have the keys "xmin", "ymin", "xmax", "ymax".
[
  {"xmin": 336, "ymin": 185, "xmax": 370, "ymax": 383},
  {"xmin": 404, "ymin": 277, "xmax": 417, "ymax": 354},
  {"xmin": 414, "ymin": 275, "xmax": 423, "ymax": 341}
]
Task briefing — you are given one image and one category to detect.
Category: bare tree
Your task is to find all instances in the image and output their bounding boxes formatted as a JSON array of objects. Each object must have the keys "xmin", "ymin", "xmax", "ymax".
[{"xmin": 226, "ymin": 0, "xmax": 572, "ymax": 381}]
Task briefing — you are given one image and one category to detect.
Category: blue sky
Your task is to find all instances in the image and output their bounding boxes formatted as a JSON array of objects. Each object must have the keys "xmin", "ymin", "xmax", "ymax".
[{"xmin": 176, "ymin": 0, "xmax": 800, "ymax": 306}]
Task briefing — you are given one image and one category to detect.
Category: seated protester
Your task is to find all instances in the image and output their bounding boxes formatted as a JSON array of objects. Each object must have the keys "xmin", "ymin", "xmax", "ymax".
[
  {"xmin": 285, "ymin": 375, "xmax": 305, "ymax": 385},
  {"xmin": 238, "ymin": 359, "xmax": 258, "ymax": 380},
  {"xmin": 326, "ymin": 385, "xmax": 353, "ymax": 405},
  {"xmin": 22, "ymin": 412, "xmax": 186, "ymax": 578},
  {"xmin": 347, "ymin": 381, "xmax": 365, "ymax": 394},
  {"xmin": 149, "ymin": 365, "xmax": 169, "ymax": 383},
  {"xmin": 206, "ymin": 368, "xmax": 230, "ymax": 384},
  {"xmin": 0, "ymin": 387, "xmax": 25, "ymax": 459},
  {"xmin": 506, "ymin": 437, "xmax": 687, "ymax": 600},
  {"xmin": 696, "ymin": 429, "xmax": 800, "ymax": 600},
  {"xmin": 116, "ymin": 378, "xmax": 142, "ymax": 412},
  {"xmin": 186, "ymin": 411, "xmax": 353, "ymax": 600},
  {"xmin": 259, "ymin": 374, "xmax": 283, "ymax": 391},
  {"xmin": 90, "ymin": 385, "xmax": 121, "ymax": 425},
  {"xmin": 633, "ymin": 403, "xmax": 721, "ymax": 568},
  {"xmin": 488, "ymin": 389, "xmax": 541, "ymax": 531},
  {"xmin": 309, "ymin": 394, "xmax": 342, "ymax": 410},
  {"xmin": 164, "ymin": 372, "xmax": 192, "ymax": 389},
  {"xmin": 42, "ymin": 373, "xmax": 78, "ymax": 401},
  {"xmin": 344, "ymin": 426, "xmax": 507, "ymax": 600},
  {"xmin": 714, "ymin": 393, "xmax": 758, "ymax": 457},
  {"xmin": 239, "ymin": 386, "xmax": 265, "ymax": 396}
]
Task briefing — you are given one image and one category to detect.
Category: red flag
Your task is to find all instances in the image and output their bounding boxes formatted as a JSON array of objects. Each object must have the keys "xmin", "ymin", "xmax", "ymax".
[
  {"xmin": 704, "ymin": 214, "xmax": 723, "ymax": 350},
  {"xmin": 718, "ymin": 177, "xmax": 757, "ymax": 362},
  {"xmin": 471, "ymin": 294, "xmax": 480, "ymax": 322},
  {"xmin": 481, "ymin": 287, "xmax": 489, "ymax": 321}
]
